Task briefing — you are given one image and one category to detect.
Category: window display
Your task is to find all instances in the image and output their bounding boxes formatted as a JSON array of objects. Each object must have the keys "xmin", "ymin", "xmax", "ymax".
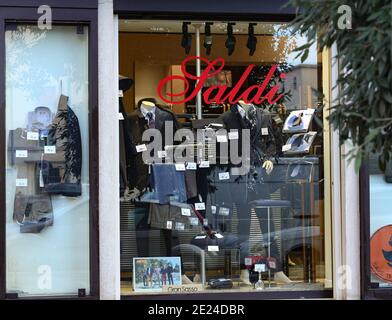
[
  {"xmin": 5, "ymin": 25, "xmax": 90, "ymax": 296},
  {"xmin": 118, "ymin": 20, "xmax": 328, "ymax": 295}
]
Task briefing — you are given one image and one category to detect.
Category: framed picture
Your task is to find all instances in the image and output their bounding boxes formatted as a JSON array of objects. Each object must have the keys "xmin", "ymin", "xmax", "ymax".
[{"xmin": 132, "ymin": 257, "xmax": 182, "ymax": 292}]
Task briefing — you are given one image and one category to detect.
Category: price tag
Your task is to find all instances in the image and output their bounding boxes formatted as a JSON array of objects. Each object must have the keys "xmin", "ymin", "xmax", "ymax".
[
  {"xmin": 282, "ymin": 144, "xmax": 292, "ymax": 152},
  {"xmin": 218, "ymin": 172, "xmax": 230, "ymax": 180},
  {"xmin": 119, "ymin": 90, "xmax": 123, "ymax": 97},
  {"xmin": 181, "ymin": 208, "xmax": 191, "ymax": 216},
  {"xmin": 16, "ymin": 178, "xmax": 28, "ymax": 187},
  {"xmin": 119, "ymin": 112, "xmax": 124, "ymax": 120},
  {"xmin": 15, "ymin": 150, "xmax": 28, "ymax": 158},
  {"xmin": 208, "ymin": 245, "xmax": 219, "ymax": 252},
  {"xmin": 261, "ymin": 127, "xmax": 269, "ymax": 136},
  {"xmin": 215, "ymin": 233, "xmax": 224, "ymax": 239},
  {"xmin": 175, "ymin": 163, "xmax": 186, "ymax": 171},
  {"xmin": 254, "ymin": 264, "xmax": 266, "ymax": 272},
  {"xmin": 189, "ymin": 217, "xmax": 199, "ymax": 225},
  {"xmin": 245, "ymin": 258, "xmax": 253, "ymax": 266},
  {"xmin": 211, "ymin": 206, "xmax": 217, "ymax": 214},
  {"xmin": 218, "ymin": 207, "xmax": 230, "ymax": 216},
  {"xmin": 176, "ymin": 222, "xmax": 185, "ymax": 231},
  {"xmin": 228, "ymin": 131, "xmax": 239, "ymax": 140},
  {"xmin": 203, "ymin": 218, "xmax": 208, "ymax": 226},
  {"xmin": 195, "ymin": 202, "xmax": 205, "ymax": 211},
  {"xmin": 199, "ymin": 161, "xmax": 210, "ymax": 168},
  {"xmin": 44, "ymin": 146, "xmax": 56, "ymax": 154},
  {"xmin": 268, "ymin": 260, "xmax": 277, "ymax": 269},
  {"xmin": 186, "ymin": 162, "xmax": 197, "ymax": 170},
  {"xmin": 216, "ymin": 135, "xmax": 228, "ymax": 143},
  {"xmin": 158, "ymin": 150, "xmax": 167, "ymax": 158},
  {"xmin": 166, "ymin": 221, "xmax": 173, "ymax": 230},
  {"xmin": 136, "ymin": 144, "xmax": 147, "ymax": 152},
  {"xmin": 27, "ymin": 131, "xmax": 39, "ymax": 141}
]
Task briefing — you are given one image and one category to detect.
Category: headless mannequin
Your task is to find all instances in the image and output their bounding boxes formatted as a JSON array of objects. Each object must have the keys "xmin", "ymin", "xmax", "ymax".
[{"xmin": 237, "ymin": 100, "xmax": 274, "ymax": 175}]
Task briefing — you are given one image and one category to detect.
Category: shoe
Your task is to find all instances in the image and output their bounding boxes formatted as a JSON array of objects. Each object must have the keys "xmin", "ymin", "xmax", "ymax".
[
  {"xmin": 193, "ymin": 274, "xmax": 201, "ymax": 283},
  {"xmin": 240, "ymin": 269, "xmax": 252, "ymax": 285},
  {"xmin": 274, "ymin": 271, "xmax": 293, "ymax": 284},
  {"xmin": 182, "ymin": 274, "xmax": 193, "ymax": 284}
]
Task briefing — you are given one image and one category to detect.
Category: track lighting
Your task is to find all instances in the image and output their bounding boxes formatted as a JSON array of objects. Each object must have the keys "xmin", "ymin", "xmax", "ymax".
[
  {"xmin": 181, "ymin": 22, "xmax": 192, "ymax": 54},
  {"xmin": 204, "ymin": 22, "xmax": 213, "ymax": 56},
  {"xmin": 225, "ymin": 22, "xmax": 236, "ymax": 56},
  {"xmin": 247, "ymin": 23, "xmax": 257, "ymax": 56}
]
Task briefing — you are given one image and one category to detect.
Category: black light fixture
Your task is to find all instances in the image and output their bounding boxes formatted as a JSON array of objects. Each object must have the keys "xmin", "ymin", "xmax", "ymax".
[
  {"xmin": 181, "ymin": 22, "xmax": 192, "ymax": 54},
  {"xmin": 247, "ymin": 23, "xmax": 257, "ymax": 56},
  {"xmin": 225, "ymin": 22, "xmax": 236, "ymax": 56},
  {"xmin": 204, "ymin": 22, "xmax": 213, "ymax": 56}
]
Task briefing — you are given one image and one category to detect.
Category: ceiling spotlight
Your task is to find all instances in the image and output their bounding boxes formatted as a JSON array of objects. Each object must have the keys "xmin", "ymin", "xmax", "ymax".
[
  {"xmin": 247, "ymin": 23, "xmax": 257, "ymax": 56},
  {"xmin": 181, "ymin": 22, "xmax": 192, "ymax": 54},
  {"xmin": 204, "ymin": 22, "xmax": 213, "ymax": 56},
  {"xmin": 225, "ymin": 23, "xmax": 236, "ymax": 56}
]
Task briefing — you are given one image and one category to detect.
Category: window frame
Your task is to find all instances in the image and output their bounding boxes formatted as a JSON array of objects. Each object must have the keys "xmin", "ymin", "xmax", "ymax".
[{"xmin": 0, "ymin": 5, "xmax": 99, "ymax": 300}]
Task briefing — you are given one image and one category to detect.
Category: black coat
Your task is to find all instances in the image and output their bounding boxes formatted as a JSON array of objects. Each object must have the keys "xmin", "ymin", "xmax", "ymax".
[{"xmin": 127, "ymin": 105, "xmax": 181, "ymax": 192}]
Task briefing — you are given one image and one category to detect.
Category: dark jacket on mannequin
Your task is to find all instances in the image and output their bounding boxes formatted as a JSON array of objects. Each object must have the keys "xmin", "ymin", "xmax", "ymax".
[{"xmin": 128, "ymin": 101, "xmax": 181, "ymax": 193}]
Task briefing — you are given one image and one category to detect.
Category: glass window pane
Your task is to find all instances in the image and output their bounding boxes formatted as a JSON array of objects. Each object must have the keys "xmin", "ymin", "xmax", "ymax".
[{"xmin": 5, "ymin": 25, "xmax": 90, "ymax": 296}]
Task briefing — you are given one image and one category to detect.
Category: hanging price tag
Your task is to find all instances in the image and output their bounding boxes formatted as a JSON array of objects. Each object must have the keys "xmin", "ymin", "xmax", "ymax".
[
  {"xmin": 175, "ymin": 163, "xmax": 186, "ymax": 171},
  {"xmin": 195, "ymin": 202, "xmax": 206, "ymax": 211},
  {"xmin": 216, "ymin": 135, "xmax": 228, "ymax": 143},
  {"xmin": 186, "ymin": 162, "xmax": 197, "ymax": 170},
  {"xmin": 254, "ymin": 264, "xmax": 266, "ymax": 272},
  {"xmin": 228, "ymin": 131, "xmax": 239, "ymax": 140},
  {"xmin": 189, "ymin": 217, "xmax": 199, "ymax": 225},
  {"xmin": 181, "ymin": 208, "xmax": 191, "ymax": 216},
  {"xmin": 119, "ymin": 90, "xmax": 124, "ymax": 97},
  {"xmin": 199, "ymin": 161, "xmax": 210, "ymax": 168},
  {"xmin": 136, "ymin": 144, "xmax": 147, "ymax": 152},
  {"xmin": 208, "ymin": 245, "xmax": 219, "ymax": 252},
  {"xmin": 218, "ymin": 172, "xmax": 230, "ymax": 180},
  {"xmin": 176, "ymin": 222, "xmax": 185, "ymax": 231},
  {"xmin": 16, "ymin": 178, "xmax": 28, "ymax": 187},
  {"xmin": 157, "ymin": 150, "xmax": 167, "ymax": 158},
  {"xmin": 119, "ymin": 112, "xmax": 124, "ymax": 120},
  {"xmin": 215, "ymin": 233, "xmax": 224, "ymax": 239},
  {"xmin": 27, "ymin": 132, "xmax": 39, "ymax": 141},
  {"xmin": 211, "ymin": 205, "xmax": 217, "ymax": 214},
  {"xmin": 218, "ymin": 207, "xmax": 230, "ymax": 216},
  {"xmin": 44, "ymin": 146, "xmax": 56, "ymax": 154},
  {"xmin": 261, "ymin": 127, "xmax": 269, "ymax": 136},
  {"xmin": 166, "ymin": 221, "xmax": 173, "ymax": 230},
  {"xmin": 15, "ymin": 150, "xmax": 28, "ymax": 158}
]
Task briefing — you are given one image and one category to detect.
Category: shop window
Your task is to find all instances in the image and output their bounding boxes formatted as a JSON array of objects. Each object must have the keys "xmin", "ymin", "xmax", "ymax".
[
  {"xmin": 118, "ymin": 20, "xmax": 331, "ymax": 296},
  {"xmin": 5, "ymin": 25, "xmax": 90, "ymax": 297}
]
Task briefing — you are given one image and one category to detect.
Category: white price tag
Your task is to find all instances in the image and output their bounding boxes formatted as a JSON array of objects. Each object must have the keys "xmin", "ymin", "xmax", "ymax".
[
  {"xmin": 254, "ymin": 264, "xmax": 266, "ymax": 272},
  {"xmin": 195, "ymin": 202, "xmax": 205, "ymax": 211},
  {"xmin": 119, "ymin": 90, "xmax": 123, "ymax": 97},
  {"xmin": 203, "ymin": 218, "xmax": 208, "ymax": 226},
  {"xmin": 176, "ymin": 222, "xmax": 185, "ymax": 231},
  {"xmin": 166, "ymin": 221, "xmax": 173, "ymax": 230},
  {"xmin": 282, "ymin": 144, "xmax": 292, "ymax": 152},
  {"xmin": 216, "ymin": 135, "xmax": 228, "ymax": 143},
  {"xmin": 119, "ymin": 112, "xmax": 124, "ymax": 120},
  {"xmin": 218, "ymin": 172, "xmax": 230, "ymax": 180},
  {"xmin": 15, "ymin": 150, "xmax": 28, "ymax": 158},
  {"xmin": 27, "ymin": 131, "xmax": 39, "ymax": 141},
  {"xmin": 186, "ymin": 162, "xmax": 197, "ymax": 170},
  {"xmin": 268, "ymin": 260, "xmax": 277, "ymax": 269},
  {"xmin": 245, "ymin": 258, "xmax": 253, "ymax": 266},
  {"xmin": 211, "ymin": 206, "xmax": 217, "ymax": 214},
  {"xmin": 136, "ymin": 144, "xmax": 147, "ymax": 152},
  {"xmin": 208, "ymin": 245, "xmax": 219, "ymax": 252},
  {"xmin": 175, "ymin": 163, "xmax": 186, "ymax": 171},
  {"xmin": 189, "ymin": 217, "xmax": 199, "ymax": 225},
  {"xmin": 215, "ymin": 233, "xmax": 224, "ymax": 239},
  {"xmin": 158, "ymin": 150, "xmax": 167, "ymax": 158},
  {"xmin": 181, "ymin": 208, "xmax": 191, "ymax": 216},
  {"xmin": 199, "ymin": 161, "xmax": 210, "ymax": 168},
  {"xmin": 44, "ymin": 146, "xmax": 56, "ymax": 154},
  {"xmin": 218, "ymin": 207, "xmax": 230, "ymax": 216},
  {"xmin": 261, "ymin": 127, "xmax": 269, "ymax": 136},
  {"xmin": 228, "ymin": 131, "xmax": 239, "ymax": 140},
  {"xmin": 16, "ymin": 178, "xmax": 28, "ymax": 187}
]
